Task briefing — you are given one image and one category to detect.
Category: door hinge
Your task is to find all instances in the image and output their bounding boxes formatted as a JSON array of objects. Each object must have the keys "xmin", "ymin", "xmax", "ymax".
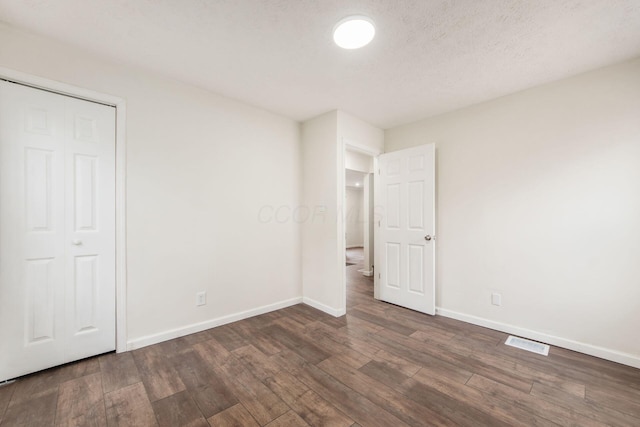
[
  {"xmin": 378, "ymin": 220, "xmax": 381, "ymax": 227},
  {"xmin": 378, "ymin": 273, "xmax": 381, "ymax": 279}
]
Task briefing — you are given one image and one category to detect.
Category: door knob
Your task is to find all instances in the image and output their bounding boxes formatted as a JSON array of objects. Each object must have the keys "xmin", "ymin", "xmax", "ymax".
[
  {"xmin": 424, "ymin": 235, "xmax": 432, "ymax": 241},
  {"xmin": 71, "ymin": 240, "xmax": 82, "ymax": 245}
]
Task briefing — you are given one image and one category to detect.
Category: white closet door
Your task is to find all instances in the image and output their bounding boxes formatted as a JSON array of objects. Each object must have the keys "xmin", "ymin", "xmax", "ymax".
[
  {"xmin": 0, "ymin": 81, "xmax": 67, "ymax": 379},
  {"xmin": 64, "ymin": 95, "xmax": 116, "ymax": 361},
  {"xmin": 0, "ymin": 81, "xmax": 115, "ymax": 382}
]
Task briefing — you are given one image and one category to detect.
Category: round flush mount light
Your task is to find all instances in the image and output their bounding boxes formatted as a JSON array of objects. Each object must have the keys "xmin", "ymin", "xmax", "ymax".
[{"xmin": 333, "ymin": 15, "xmax": 375, "ymax": 49}]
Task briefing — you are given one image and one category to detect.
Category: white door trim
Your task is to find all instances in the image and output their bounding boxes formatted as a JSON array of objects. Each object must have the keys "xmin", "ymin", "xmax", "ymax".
[
  {"xmin": 0, "ymin": 66, "xmax": 128, "ymax": 353},
  {"xmin": 339, "ymin": 138, "xmax": 381, "ymax": 315}
]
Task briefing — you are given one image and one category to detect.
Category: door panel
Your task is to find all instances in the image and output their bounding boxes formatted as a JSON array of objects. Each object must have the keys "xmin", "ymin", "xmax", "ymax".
[
  {"xmin": 408, "ymin": 244, "xmax": 424, "ymax": 294},
  {"xmin": 0, "ymin": 81, "xmax": 115, "ymax": 381},
  {"xmin": 386, "ymin": 243, "xmax": 401, "ymax": 288},
  {"xmin": 25, "ymin": 258, "xmax": 56, "ymax": 343},
  {"xmin": 386, "ymin": 184, "xmax": 401, "ymax": 228},
  {"xmin": 74, "ymin": 154, "xmax": 98, "ymax": 231},
  {"xmin": 25, "ymin": 148, "xmax": 54, "ymax": 231},
  {"xmin": 73, "ymin": 255, "xmax": 99, "ymax": 333},
  {"xmin": 408, "ymin": 181, "xmax": 424, "ymax": 229},
  {"xmin": 378, "ymin": 144, "xmax": 435, "ymax": 314}
]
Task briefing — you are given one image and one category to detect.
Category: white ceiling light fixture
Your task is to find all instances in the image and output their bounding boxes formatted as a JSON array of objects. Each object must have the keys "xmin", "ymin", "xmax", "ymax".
[{"xmin": 333, "ymin": 15, "xmax": 375, "ymax": 49}]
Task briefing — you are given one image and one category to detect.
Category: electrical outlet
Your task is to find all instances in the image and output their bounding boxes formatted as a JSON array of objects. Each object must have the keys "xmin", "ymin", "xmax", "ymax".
[
  {"xmin": 491, "ymin": 292, "xmax": 502, "ymax": 306},
  {"xmin": 196, "ymin": 291, "xmax": 206, "ymax": 306}
]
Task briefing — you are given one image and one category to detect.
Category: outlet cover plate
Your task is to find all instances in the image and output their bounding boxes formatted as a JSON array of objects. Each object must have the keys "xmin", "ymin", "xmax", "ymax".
[
  {"xmin": 491, "ymin": 292, "xmax": 502, "ymax": 306},
  {"xmin": 196, "ymin": 291, "xmax": 206, "ymax": 306}
]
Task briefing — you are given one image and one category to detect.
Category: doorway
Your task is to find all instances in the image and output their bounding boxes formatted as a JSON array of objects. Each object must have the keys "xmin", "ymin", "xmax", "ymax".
[
  {"xmin": 341, "ymin": 142, "xmax": 379, "ymax": 311},
  {"xmin": 345, "ymin": 168, "xmax": 367, "ymax": 261},
  {"xmin": 0, "ymin": 70, "xmax": 127, "ymax": 382},
  {"xmin": 339, "ymin": 141, "xmax": 436, "ymax": 316}
]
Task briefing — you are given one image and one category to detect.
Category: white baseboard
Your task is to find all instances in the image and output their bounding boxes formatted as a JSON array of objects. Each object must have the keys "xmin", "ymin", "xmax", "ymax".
[
  {"xmin": 127, "ymin": 297, "xmax": 303, "ymax": 351},
  {"xmin": 303, "ymin": 297, "xmax": 346, "ymax": 317},
  {"xmin": 358, "ymin": 269, "xmax": 373, "ymax": 277},
  {"xmin": 436, "ymin": 307, "xmax": 640, "ymax": 369}
]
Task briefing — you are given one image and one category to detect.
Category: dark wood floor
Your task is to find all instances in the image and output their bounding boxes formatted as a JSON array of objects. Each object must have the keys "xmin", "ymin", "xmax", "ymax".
[{"xmin": 1, "ymin": 248, "xmax": 640, "ymax": 426}]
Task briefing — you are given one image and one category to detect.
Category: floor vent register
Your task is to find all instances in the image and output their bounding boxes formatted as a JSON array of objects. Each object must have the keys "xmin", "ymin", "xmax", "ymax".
[{"xmin": 505, "ymin": 335, "xmax": 550, "ymax": 356}]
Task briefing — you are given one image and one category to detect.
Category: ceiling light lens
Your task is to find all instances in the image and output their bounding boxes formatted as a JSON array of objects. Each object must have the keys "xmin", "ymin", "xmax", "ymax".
[{"xmin": 333, "ymin": 16, "xmax": 375, "ymax": 49}]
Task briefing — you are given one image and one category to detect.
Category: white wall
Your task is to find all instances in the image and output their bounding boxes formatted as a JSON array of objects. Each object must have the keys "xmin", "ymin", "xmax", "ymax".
[
  {"xmin": 301, "ymin": 110, "xmax": 382, "ymax": 315},
  {"xmin": 385, "ymin": 57, "xmax": 640, "ymax": 367},
  {"xmin": 0, "ymin": 23, "xmax": 302, "ymax": 347},
  {"xmin": 345, "ymin": 150, "xmax": 373, "ymax": 173},
  {"xmin": 345, "ymin": 187, "xmax": 364, "ymax": 247},
  {"xmin": 338, "ymin": 111, "xmax": 385, "ymax": 152},
  {"xmin": 301, "ymin": 111, "xmax": 340, "ymax": 314}
]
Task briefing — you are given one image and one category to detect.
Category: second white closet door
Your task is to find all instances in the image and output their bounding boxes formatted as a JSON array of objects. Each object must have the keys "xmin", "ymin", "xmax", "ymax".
[{"xmin": 64, "ymin": 94, "xmax": 116, "ymax": 362}]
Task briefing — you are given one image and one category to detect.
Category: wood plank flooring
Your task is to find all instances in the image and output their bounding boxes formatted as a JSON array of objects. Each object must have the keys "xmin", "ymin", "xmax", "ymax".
[{"xmin": 1, "ymin": 247, "xmax": 639, "ymax": 426}]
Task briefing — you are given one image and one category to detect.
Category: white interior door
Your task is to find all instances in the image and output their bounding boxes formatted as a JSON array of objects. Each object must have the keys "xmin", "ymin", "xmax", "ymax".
[
  {"xmin": 378, "ymin": 144, "xmax": 435, "ymax": 314},
  {"xmin": 0, "ymin": 81, "xmax": 116, "ymax": 382}
]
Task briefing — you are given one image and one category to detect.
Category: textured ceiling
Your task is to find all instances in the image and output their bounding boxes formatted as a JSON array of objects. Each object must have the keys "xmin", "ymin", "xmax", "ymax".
[{"xmin": 1, "ymin": 0, "xmax": 639, "ymax": 128}]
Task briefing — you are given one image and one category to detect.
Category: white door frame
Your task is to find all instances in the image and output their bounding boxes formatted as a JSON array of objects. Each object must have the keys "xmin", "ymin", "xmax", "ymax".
[
  {"xmin": 0, "ymin": 66, "xmax": 128, "ymax": 353},
  {"xmin": 338, "ymin": 138, "xmax": 381, "ymax": 315}
]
